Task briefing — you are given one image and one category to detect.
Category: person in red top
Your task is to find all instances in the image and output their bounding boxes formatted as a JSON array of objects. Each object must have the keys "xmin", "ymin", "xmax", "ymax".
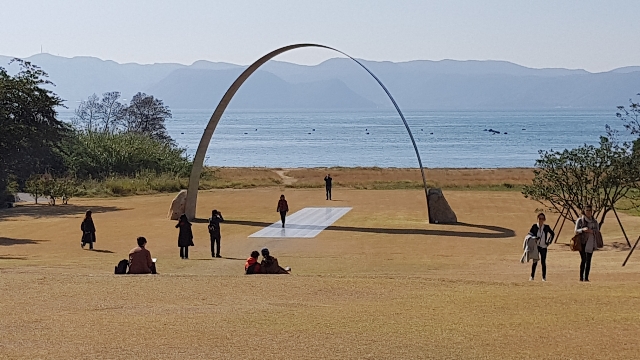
[
  {"xmin": 277, "ymin": 194, "xmax": 289, "ymax": 228},
  {"xmin": 245, "ymin": 250, "xmax": 261, "ymax": 274},
  {"xmin": 128, "ymin": 237, "xmax": 156, "ymax": 274}
]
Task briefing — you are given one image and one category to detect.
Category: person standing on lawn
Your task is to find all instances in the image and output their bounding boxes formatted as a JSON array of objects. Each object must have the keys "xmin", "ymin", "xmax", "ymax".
[
  {"xmin": 176, "ymin": 214, "xmax": 194, "ymax": 259},
  {"xmin": 80, "ymin": 210, "xmax": 96, "ymax": 250},
  {"xmin": 324, "ymin": 174, "xmax": 333, "ymax": 200},
  {"xmin": 208, "ymin": 209, "xmax": 224, "ymax": 258}
]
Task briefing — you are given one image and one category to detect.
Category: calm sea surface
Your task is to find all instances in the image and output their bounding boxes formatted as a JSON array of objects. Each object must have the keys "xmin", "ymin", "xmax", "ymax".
[{"xmin": 58, "ymin": 109, "xmax": 631, "ymax": 168}]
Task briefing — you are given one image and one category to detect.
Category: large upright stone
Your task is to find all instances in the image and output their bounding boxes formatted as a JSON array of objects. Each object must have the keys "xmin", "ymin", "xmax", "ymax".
[
  {"xmin": 428, "ymin": 188, "xmax": 457, "ymax": 224},
  {"xmin": 168, "ymin": 190, "xmax": 188, "ymax": 220}
]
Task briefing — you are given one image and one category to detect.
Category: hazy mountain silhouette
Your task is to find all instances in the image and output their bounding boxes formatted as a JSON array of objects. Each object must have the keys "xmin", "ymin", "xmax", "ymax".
[
  {"xmin": 146, "ymin": 68, "xmax": 376, "ymax": 109},
  {"xmin": 1, "ymin": 53, "xmax": 638, "ymax": 110}
]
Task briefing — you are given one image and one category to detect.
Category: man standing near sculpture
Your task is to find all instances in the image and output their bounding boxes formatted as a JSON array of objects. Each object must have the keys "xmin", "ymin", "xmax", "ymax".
[
  {"xmin": 208, "ymin": 209, "xmax": 224, "ymax": 258},
  {"xmin": 324, "ymin": 173, "xmax": 332, "ymax": 200}
]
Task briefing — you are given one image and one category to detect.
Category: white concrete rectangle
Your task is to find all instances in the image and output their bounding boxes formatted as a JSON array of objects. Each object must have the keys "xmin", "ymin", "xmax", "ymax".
[{"xmin": 249, "ymin": 207, "xmax": 352, "ymax": 238}]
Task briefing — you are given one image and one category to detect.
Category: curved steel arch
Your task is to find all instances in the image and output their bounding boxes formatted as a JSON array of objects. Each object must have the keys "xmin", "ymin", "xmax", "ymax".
[{"xmin": 185, "ymin": 44, "xmax": 430, "ymax": 220}]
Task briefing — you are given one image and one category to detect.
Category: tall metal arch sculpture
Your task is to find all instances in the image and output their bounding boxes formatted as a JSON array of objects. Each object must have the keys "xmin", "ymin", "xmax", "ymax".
[{"xmin": 185, "ymin": 44, "xmax": 429, "ymax": 220}]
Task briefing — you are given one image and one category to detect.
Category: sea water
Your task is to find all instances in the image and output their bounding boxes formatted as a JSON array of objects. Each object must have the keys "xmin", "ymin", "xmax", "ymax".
[{"xmin": 58, "ymin": 109, "xmax": 632, "ymax": 168}]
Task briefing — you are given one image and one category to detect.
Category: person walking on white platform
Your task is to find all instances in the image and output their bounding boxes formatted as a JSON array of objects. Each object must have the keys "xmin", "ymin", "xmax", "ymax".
[{"xmin": 277, "ymin": 194, "xmax": 289, "ymax": 228}]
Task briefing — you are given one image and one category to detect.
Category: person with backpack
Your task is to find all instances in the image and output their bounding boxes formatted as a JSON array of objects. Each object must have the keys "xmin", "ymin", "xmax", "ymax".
[
  {"xmin": 128, "ymin": 236, "xmax": 156, "ymax": 274},
  {"xmin": 277, "ymin": 194, "xmax": 289, "ymax": 228},
  {"xmin": 245, "ymin": 250, "xmax": 262, "ymax": 274},
  {"xmin": 176, "ymin": 214, "xmax": 194, "ymax": 259},
  {"xmin": 527, "ymin": 213, "xmax": 555, "ymax": 281},
  {"xmin": 260, "ymin": 248, "xmax": 290, "ymax": 274},
  {"xmin": 80, "ymin": 210, "xmax": 96, "ymax": 250},
  {"xmin": 574, "ymin": 205, "xmax": 601, "ymax": 282},
  {"xmin": 208, "ymin": 209, "xmax": 224, "ymax": 258},
  {"xmin": 324, "ymin": 174, "xmax": 333, "ymax": 200}
]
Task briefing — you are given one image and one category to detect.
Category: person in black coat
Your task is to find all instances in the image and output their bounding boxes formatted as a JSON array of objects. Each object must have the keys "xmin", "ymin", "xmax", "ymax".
[
  {"xmin": 528, "ymin": 213, "xmax": 555, "ymax": 281},
  {"xmin": 80, "ymin": 210, "xmax": 96, "ymax": 250},
  {"xmin": 208, "ymin": 209, "xmax": 224, "ymax": 258},
  {"xmin": 176, "ymin": 214, "xmax": 194, "ymax": 259},
  {"xmin": 324, "ymin": 174, "xmax": 332, "ymax": 200}
]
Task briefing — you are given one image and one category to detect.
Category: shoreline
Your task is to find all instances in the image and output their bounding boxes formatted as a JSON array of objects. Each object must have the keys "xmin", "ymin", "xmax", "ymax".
[{"xmin": 6, "ymin": 167, "xmax": 536, "ymax": 200}]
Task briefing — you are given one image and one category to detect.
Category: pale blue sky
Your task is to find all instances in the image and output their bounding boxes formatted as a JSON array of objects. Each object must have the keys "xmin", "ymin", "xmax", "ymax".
[{"xmin": 1, "ymin": 0, "xmax": 638, "ymax": 72}]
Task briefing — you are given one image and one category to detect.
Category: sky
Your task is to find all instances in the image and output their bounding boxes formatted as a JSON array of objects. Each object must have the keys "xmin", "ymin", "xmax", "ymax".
[{"xmin": 1, "ymin": 0, "xmax": 639, "ymax": 72}]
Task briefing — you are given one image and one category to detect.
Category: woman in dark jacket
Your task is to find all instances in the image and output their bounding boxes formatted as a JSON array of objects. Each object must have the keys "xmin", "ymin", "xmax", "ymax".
[
  {"xmin": 80, "ymin": 210, "xmax": 96, "ymax": 250},
  {"xmin": 574, "ymin": 205, "xmax": 600, "ymax": 282},
  {"xmin": 277, "ymin": 194, "xmax": 289, "ymax": 228},
  {"xmin": 527, "ymin": 213, "xmax": 555, "ymax": 281},
  {"xmin": 176, "ymin": 214, "xmax": 194, "ymax": 259}
]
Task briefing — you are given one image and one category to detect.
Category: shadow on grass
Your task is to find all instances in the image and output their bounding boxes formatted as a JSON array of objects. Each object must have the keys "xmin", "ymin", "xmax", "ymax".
[
  {"xmin": 0, "ymin": 204, "xmax": 126, "ymax": 220},
  {"xmin": 224, "ymin": 220, "xmax": 515, "ymax": 239},
  {"xmin": 0, "ymin": 255, "xmax": 28, "ymax": 260},
  {"xmin": 191, "ymin": 256, "xmax": 245, "ymax": 261},
  {"xmin": 0, "ymin": 237, "xmax": 49, "ymax": 246},
  {"xmin": 85, "ymin": 249, "xmax": 115, "ymax": 254}
]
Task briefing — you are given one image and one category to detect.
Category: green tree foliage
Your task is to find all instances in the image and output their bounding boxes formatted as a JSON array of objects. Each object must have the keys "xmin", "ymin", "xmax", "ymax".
[
  {"xmin": 25, "ymin": 174, "xmax": 46, "ymax": 204},
  {"xmin": 522, "ymin": 137, "xmax": 640, "ymax": 228},
  {"xmin": 62, "ymin": 131, "xmax": 191, "ymax": 179},
  {"xmin": 616, "ymin": 93, "xmax": 640, "ymax": 153},
  {"xmin": 72, "ymin": 92, "xmax": 126, "ymax": 134},
  {"xmin": 73, "ymin": 92, "xmax": 172, "ymax": 142},
  {"xmin": 0, "ymin": 59, "xmax": 69, "ymax": 195},
  {"xmin": 25, "ymin": 173, "xmax": 77, "ymax": 205},
  {"xmin": 124, "ymin": 92, "xmax": 172, "ymax": 143}
]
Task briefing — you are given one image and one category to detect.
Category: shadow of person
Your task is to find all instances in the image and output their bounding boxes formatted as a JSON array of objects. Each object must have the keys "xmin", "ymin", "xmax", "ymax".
[
  {"xmin": 191, "ymin": 218, "xmax": 210, "ymax": 224},
  {"xmin": 224, "ymin": 220, "xmax": 515, "ymax": 239},
  {"xmin": 0, "ymin": 204, "xmax": 126, "ymax": 220},
  {"xmin": 0, "ymin": 237, "xmax": 48, "ymax": 246},
  {"xmin": 0, "ymin": 255, "xmax": 28, "ymax": 260},
  {"xmin": 84, "ymin": 249, "xmax": 115, "ymax": 254},
  {"xmin": 191, "ymin": 257, "xmax": 246, "ymax": 261}
]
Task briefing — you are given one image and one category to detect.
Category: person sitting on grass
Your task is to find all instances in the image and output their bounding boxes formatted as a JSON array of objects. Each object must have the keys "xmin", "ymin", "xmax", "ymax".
[
  {"xmin": 260, "ymin": 248, "xmax": 290, "ymax": 274},
  {"xmin": 128, "ymin": 236, "xmax": 157, "ymax": 274},
  {"xmin": 245, "ymin": 250, "xmax": 262, "ymax": 275}
]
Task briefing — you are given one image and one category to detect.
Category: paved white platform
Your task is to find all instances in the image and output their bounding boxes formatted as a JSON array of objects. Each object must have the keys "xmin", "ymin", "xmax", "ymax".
[{"xmin": 249, "ymin": 207, "xmax": 352, "ymax": 238}]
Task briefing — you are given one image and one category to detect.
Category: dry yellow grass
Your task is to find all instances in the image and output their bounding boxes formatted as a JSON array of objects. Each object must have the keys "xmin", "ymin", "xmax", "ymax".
[
  {"xmin": 1, "ymin": 187, "xmax": 639, "ymax": 359},
  {"xmin": 285, "ymin": 167, "xmax": 534, "ymax": 189}
]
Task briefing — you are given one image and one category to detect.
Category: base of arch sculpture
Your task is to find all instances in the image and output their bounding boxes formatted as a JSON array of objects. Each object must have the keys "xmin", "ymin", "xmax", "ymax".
[{"xmin": 427, "ymin": 188, "xmax": 457, "ymax": 224}]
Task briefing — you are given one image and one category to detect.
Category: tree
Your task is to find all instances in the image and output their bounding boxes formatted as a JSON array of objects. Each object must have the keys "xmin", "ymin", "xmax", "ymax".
[
  {"xmin": 0, "ymin": 59, "xmax": 69, "ymax": 195},
  {"xmin": 99, "ymin": 91, "xmax": 126, "ymax": 133},
  {"xmin": 58, "ymin": 178, "xmax": 77, "ymax": 204},
  {"xmin": 72, "ymin": 93, "xmax": 100, "ymax": 133},
  {"xmin": 616, "ymin": 93, "xmax": 640, "ymax": 135},
  {"xmin": 61, "ymin": 131, "xmax": 190, "ymax": 179},
  {"xmin": 522, "ymin": 137, "xmax": 640, "ymax": 228},
  {"xmin": 72, "ymin": 92, "xmax": 125, "ymax": 134},
  {"xmin": 25, "ymin": 174, "xmax": 46, "ymax": 204},
  {"xmin": 124, "ymin": 92, "xmax": 172, "ymax": 142}
]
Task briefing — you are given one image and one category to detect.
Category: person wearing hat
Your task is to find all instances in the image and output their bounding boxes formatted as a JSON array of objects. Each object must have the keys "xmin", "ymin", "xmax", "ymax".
[{"xmin": 260, "ymin": 248, "xmax": 290, "ymax": 274}]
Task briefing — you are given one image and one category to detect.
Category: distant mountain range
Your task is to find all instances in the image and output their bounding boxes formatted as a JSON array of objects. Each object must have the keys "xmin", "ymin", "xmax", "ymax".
[{"xmin": 1, "ymin": 53, "xmax": 639, "ymax": 110}]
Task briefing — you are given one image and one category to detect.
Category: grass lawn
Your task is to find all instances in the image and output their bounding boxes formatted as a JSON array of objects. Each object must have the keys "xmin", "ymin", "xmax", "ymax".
[{"xmin": 1, "ymin": 187, "xmax": 639, "ymax": 359}]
